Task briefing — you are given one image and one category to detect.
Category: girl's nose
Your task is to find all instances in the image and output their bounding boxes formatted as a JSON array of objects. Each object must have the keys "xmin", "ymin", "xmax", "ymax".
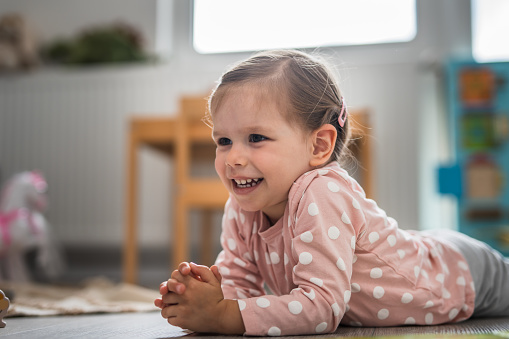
[{"xmin": 225, "ymin": 144, "xmax": 247, "ymax": 167}]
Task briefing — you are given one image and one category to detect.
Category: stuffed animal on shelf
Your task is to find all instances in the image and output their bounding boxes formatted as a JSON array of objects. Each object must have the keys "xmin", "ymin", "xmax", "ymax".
[
  {"xmin": 0, "ymin": 290, "xmax": 9, "ymax": 327},
  {"xmin": 0, "ymin": 13, "xmax": 39, "ymax": 72},
  {"xmin": 0, "ymin": 171, "xmax": 62, "ymax": 282}
]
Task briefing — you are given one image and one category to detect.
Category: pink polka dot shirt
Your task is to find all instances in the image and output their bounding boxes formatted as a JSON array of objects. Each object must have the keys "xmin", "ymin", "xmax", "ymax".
[{"xmin": 215, "ymin": 162, "xmax": 475, "ymax": 336}]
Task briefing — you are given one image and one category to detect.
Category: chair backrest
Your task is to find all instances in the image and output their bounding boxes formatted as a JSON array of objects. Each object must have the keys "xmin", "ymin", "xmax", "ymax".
[{"xmin": 180, "ymin": 95, "xmax": 209, "ymax": 122}]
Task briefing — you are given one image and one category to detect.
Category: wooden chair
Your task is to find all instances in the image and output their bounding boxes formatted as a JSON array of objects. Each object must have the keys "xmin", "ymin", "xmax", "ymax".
[{"xmin": 173, "ymin": 96, "xmax": 229, "ymax": 268}]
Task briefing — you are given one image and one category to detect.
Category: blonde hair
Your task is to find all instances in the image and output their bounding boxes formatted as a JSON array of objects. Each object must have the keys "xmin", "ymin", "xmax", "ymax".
[{"xmin": 206, "ymin": 49, "xmax": 351, "ymax": 163}]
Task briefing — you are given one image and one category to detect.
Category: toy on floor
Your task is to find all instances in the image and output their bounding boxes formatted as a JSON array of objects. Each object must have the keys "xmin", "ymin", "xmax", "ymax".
[
  {"xmin": 0, "ymin": 290, "xmax": 9, "ymax": 327},
  {"xmin": 0, "ymin": 171, "xmax": 62, "ymax": 282}
]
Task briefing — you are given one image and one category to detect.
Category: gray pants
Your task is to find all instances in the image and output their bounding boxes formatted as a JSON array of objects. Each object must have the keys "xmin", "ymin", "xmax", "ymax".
[{"xmin": 431, "ymin": 230, "xmax": 509, "ymax": 317}]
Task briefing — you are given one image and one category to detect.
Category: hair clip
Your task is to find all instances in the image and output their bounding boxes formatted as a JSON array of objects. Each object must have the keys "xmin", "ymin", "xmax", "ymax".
[{"xmin": 338, "ymin": 97, "xmax": 347, "ymax": 128}]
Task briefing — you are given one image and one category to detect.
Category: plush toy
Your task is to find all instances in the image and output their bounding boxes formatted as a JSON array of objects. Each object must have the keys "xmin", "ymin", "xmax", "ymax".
[
  {"xmin": 0, "ymin": 13, "xmax": 39, "ymax": 72},
  {"xmin": 0, "ymin": 171, "xmax": 62, "ymax": 282},
  {"xmin": 0, "ymin": 290, "xmax": 9, "ymax": 327}
]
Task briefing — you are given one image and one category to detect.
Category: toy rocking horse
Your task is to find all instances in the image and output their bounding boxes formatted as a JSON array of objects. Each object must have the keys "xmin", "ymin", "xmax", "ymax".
[{"xmin": 0, "ymin": 171, "xmax": 61, "ymax": 282}]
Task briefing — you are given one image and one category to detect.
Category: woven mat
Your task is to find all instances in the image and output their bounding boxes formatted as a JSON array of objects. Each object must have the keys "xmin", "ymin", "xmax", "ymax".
[{"xmin": 0, "ymin": 277, "xmax": 159, "ymax": 317}]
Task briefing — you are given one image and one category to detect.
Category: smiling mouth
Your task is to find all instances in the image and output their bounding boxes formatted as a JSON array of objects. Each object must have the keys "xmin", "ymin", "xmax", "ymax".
[{"xmin": 232, "ymin": 178, "xmax": 263, "ymax": 188}]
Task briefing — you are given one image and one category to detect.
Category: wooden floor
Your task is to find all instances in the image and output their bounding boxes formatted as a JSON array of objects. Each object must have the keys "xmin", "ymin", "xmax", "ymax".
[{"xmin": 2, "ymin": 312, "xmax": 509, "ymax": 338}]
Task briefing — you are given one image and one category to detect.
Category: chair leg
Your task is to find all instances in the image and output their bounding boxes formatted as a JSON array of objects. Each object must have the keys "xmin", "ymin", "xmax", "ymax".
[
  {"xmin": 200, "ymin": 210, "xmax": 215, "ymax": 266},
  {"xmin": 173, "ymin": 199, "xmax": 189, "ymax": 269}
]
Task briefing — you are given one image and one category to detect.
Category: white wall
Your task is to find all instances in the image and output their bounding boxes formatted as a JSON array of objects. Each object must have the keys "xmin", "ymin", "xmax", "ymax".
[{"xmin": 0, "ymin": 0, "xmax": 472, "ymax": 247}]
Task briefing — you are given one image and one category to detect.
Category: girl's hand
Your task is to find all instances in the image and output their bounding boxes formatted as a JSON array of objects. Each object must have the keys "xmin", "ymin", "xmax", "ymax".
[
  {"xmin": 160, "ymin": 263, "xmax": 244, "ymax": 334},
  {"xmin": 155, "ymin": 262, "xmax": 195, "ymax": 309}
]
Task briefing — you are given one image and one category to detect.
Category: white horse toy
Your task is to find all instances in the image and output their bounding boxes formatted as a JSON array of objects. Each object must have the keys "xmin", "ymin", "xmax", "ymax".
[{"xmin": 0, "ymin": 171, "xmax": 61, "ymax": 282}]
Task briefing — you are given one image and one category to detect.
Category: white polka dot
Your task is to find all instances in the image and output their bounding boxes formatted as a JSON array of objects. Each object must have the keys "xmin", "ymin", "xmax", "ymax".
[
  {"xmin": 243, "ymin": 252, "xmax": 253, "ymax": 262},
  {"xmin": 332, "ymin": 303, "xmax": 340, "ymax": 316},
  {"xmin": 373, "ymin": 286, "xmax": 385, "ymax": 299},
  {"xmin": 405, "ymin": 317, "xmax": 416, "ymax": 325},
  {"xmin": 310, "ymin": 277, "xmax": 323, "ymax": 287},
  {"xmin": 327, "ymin": 182, "xmax": 340, "ymax": 192},
  {"xmin": 219, "ymin": 266, "xmax": 230, "ymax": 276},
  {"xmin": 318, "ymin": 169, "xmax": 328, "ymax": 175},
  {"xmin": 238, "ymin": 300, "xmax": 246, "ymax": 311},
  {"xmin": 252, "ymin": 221, "xmax": 258, "ymax": 233},
  {"xmin": 268, "ymin": 327, "xmax": 281, "ymax": 336},
  {"xmin": 303, "ymin": 289, "xmax": 316, "ymax": 300},
  {"xmin": 246, "ymin": 274, "xmax": 257, "ymax": 283},
  {"xmin": 435, "ymin": 273, "xmax": 445, "ymax": 283},
  {"xmin": 288, "ymin": 301, "xmax": 303, "ymax": 315},
  {"xmin": 442, "ymin": 288, "xmax": 451, "ymax": 299},
  {"xmin": 449, "ymin": 308, "xmax": 459, "ymax": 320},
  {"xmin": 228, "ymin": 208, "xmax": 237, "ymax": 220},
  {"xmin": 284, "ymin": 253, "xmax": 289, "ymax": 265},
  {"xmin": 344, "ymin": 290, "xmax": 351, "ymax": 303},
  {"xmin": 425, "ymin": 313, "xmax": 434, "ymax": 324},
  {"xmin": 462, "ymin": 304, "xmax": 469, "ymax": 312},
  {"xmin": 401, "ymin": 292, "xmax": 413, "ymax": 304},
  {"xmin": 377, "ymin": 309, "xmax": 389, "ymax": 320},
  {"xmin": 227, "ymin": 238, "xmax": 237, "ymax": 251},
  {"xmin": 336, "ymin": 257, "xmax": 346, "ymax": 271},
  {"xmin": 328, "ymin": 226, "xmax": 340, "ymax": 240},
  {"xmin": 270, "ymin": 252, "xmax": 280, "ymax": 264},
  {"xmin": 352, "ymin": 199, "xmax": 361, "ymax": 209},
  {"xmin": 424, "ymin": 300, "xmax": 434, "ymax": 308},
  {"xmin": 308, "ymin": 203, "xmax": 319, "ymax": 216},
  {"xmin": 351, "ymin": 283, "xmax": 361, "ymax": 293},
  {"xmin": 315, "ymin": 322, "xmax": 328, "ymax": 333},
  {"xmin": 237, "ymin": 290, "xmax": 248, "ymax": 299},
  {"xmin": 300, "ymin": 231, "xmax": 313, "ymax": 243},
  {"xmin": 458, "ymin": 261, "xmax": 469, "ymax": 271},
  {"xmin": 387, "ymin": 235, "xmax": 396, "ymax": 247},
  {"xmin": 234, "ymin": 258, "xmax": 247, "ymax": 267},
  {"xmin": 352, "ymin": 254, "xmax": 358, "ymax": 263},
  {"xmin": 223, "ymin": 279, "xmax": 234, "ymax": 286},
  {"xmin": 369, "ymin": 232, "xmax": 380, "ymax": 243},
  {"xmin": 414, "ymin": 266, "xmax": 420, "ymax": 278},
  {"xmin": 457, "ymin": 276, "xmax": 466, "ymax": 286},
  {"xmin": 370, "ymin": 267, "xmax": 383, "ymax": 279},
  {"xmin": 299, "ymin": 252, "xmax": 313, "ymax": 265},
  {"xmin": 421, "ymin": 269, "xmax": 429, "ymax": 280},
  {"xmin": 397, "ymin": 249, "xmax": 406, "ymax": 259},
  {"xmin": 239, "ymin": 212, "xmax": 245, "ymax": 223},
  {"xmin": 341, "ymin": 212, "xmax": 351, "ymax": 224},
  {"xmin": 351, "ymin": 236, "xmax": 356, "ymax": 249},
  {"xmin": 256, "ymin": 298, "xmax": 270, "ymax": 308},
  {"xmin": 350, "ymin": 321, "xmax": 363, "ymax": 327},
  {"xmin": 254, "ymin": 250, "xmax": 259, "ymax": 261}
]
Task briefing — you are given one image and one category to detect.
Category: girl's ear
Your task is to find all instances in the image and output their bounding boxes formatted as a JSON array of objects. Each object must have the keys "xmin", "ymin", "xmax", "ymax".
[{"xmin": 309, "ymin": 124, "xmax": 337, "ymax": 167}]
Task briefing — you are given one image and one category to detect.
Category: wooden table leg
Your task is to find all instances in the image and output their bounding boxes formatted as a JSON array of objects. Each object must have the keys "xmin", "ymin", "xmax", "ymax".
[{"xmin": 123, "ymin": 131, "xmax": 138, "ymax": 284}]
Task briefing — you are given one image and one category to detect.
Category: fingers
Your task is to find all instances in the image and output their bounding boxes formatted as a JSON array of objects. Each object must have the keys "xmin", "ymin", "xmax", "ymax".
[
  {"xmin": 178, "ymin": 262, "xmax": 192, "ymax": 276},
  {"xmin": 167, "ymin": 278, "xmax": 186, "ymax": 294},
  {"xmin": 189, "ymin": 262, "xmax": 219, "ymax": 284},
  {"xmin": 210, "ymin": 265, "xmax": 222, "ymax": 283},
  {"xmin": 154, "ymin": 298, "xmax": 164, "ymax": 309}
]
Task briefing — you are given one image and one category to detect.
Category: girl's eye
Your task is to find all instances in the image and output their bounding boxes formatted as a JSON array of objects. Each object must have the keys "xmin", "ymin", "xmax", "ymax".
[
  {"xmin": 217, "ymin": 137, "xmax": 232, "ymax": 146},
  {"xmin": 249, "ymin": 134, "xmax": 267, "ymax": 143}
]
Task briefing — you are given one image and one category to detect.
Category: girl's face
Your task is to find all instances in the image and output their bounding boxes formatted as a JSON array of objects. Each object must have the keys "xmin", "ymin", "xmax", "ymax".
[{"xmin": 212, "ymin": 85, "xmax": 315, "ymax": 224}]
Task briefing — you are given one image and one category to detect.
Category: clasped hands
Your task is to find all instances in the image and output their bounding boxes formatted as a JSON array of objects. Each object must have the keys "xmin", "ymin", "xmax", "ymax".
[{"xmin": 154, "ymin": 262, "xmax": 245, "ymax": 334}]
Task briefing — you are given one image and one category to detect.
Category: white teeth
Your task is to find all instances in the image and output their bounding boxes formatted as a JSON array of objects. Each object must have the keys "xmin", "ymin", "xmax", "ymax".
[{"xmin": 233, "ymin": 178, "xmax": 262, "ymax": 188}]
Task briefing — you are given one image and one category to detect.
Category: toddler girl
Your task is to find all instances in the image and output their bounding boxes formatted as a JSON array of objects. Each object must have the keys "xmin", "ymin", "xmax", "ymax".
[{"xmin": 155, "ymin": 49, "xmax": 509, "ymax": 336}]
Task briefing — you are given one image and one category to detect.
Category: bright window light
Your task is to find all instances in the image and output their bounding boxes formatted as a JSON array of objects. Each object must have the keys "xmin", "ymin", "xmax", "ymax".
[
  {"xmin": 472, "ymin": 0, "xmax": 509, "ymax": 63},
  {"xmin": 193, "ymin": 0, "xmax": 416, "ymax": 54}
]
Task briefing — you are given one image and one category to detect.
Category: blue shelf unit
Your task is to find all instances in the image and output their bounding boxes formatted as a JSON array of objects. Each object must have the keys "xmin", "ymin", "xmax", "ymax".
[{"xmin": 442, "ymin": 60, "xmax": 509, "ymax": 256}]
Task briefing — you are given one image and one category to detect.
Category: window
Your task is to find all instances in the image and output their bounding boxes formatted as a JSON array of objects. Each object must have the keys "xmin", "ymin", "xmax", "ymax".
[
  {"xmin": 472, "ymin": 0, "xmax": 509, "ymax": 63},
  {"xmin": 193, "ymin": 0, "xmax": 416, "ymax": 54}
]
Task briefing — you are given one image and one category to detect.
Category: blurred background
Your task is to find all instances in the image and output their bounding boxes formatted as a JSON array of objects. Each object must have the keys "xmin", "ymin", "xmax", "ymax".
[{"xmin": 0, "ymin": 0, "xmax": 507, "ymax": 288}]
